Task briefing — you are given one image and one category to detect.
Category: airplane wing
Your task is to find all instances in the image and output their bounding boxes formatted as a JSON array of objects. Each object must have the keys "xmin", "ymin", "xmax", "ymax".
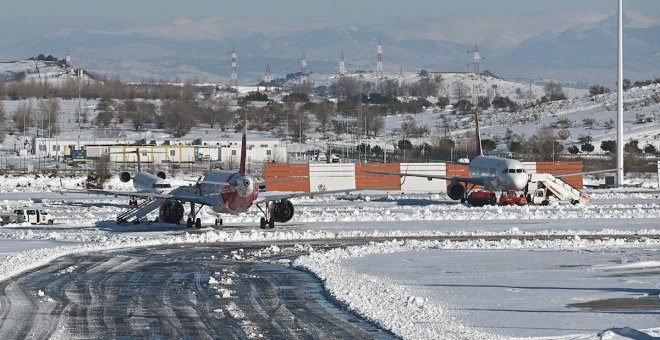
[
  {"xmin": 362, "ymin": 170, "xmax": 486, "ymax": 187},
  {"xmin": 554, "ymin": 168, "xmax": 621, "ymax": 178},
  {"xmin": 256, "ymin": 188, "xmax": 357, "ymax": 203}
]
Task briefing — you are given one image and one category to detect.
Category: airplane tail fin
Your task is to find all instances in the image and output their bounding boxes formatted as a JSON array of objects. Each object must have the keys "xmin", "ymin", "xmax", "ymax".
[
  {"xmin": 474, "ymin": 109, "xmax": 483, "ymax": 156},
  {"xmin": 239, "ymin": 111, "xmax": 248, "ymax": 175}
]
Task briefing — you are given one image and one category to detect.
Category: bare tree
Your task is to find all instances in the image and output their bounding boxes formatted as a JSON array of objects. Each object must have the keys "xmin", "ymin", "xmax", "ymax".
[
  {"xmin": 312, "ymin": 101, "xmax": 334, "ymax": 133},
  {"xmin": 38, "ymin": 97, "xmax": 61, "ymax": 136},
  {"xmin": 0, "ymin": 101, "xmax": 7, "ymax": 142},
  {"xmin": 13, "ymin": 100, "xmax": 34, "ymax": 133},
  {"xmin": 452, "ymin": 81, "xmax": 470, "ymax": 100},
  {"xmin": 160, "ymin": 100, "xmax": 199, "ymax": 137}
]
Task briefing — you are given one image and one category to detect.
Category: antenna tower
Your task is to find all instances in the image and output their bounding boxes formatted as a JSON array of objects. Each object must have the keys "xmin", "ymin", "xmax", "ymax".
[
  {"xmin": 230, "ymin": 49, "xmax": 238, "ymax": 87},
  {"xmin": 339, "ymin": 51, "xmax": 346, "ymax": 78},
  {"xmin": 467, "ymin": 43, "xmax": 483, "ymax": 74},
  {"xmin": 375, "ymin": 37, "xmax": 384, "ymax": 80},
  {"xmin": 264, "ymin": 64, "xmax": 272, "ymax": 92},
  {"xmin": 300, "ymin": 51, "xmax": 308, "ymax": 86}
]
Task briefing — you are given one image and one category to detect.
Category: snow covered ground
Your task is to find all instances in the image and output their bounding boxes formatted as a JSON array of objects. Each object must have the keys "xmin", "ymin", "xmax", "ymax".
[{"xmin": 0, "ymin": 172, "xmax": 659, "ymax": 339}]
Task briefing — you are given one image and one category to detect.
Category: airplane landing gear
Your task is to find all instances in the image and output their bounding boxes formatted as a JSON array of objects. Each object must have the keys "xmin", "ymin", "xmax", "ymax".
[
  {"xmin": 257, "ymin": 204, "xmax": 276, "ymax": 229},
  {"xmin": 187, "ymin": 202, "xmax": 204, "ymax": 228}
]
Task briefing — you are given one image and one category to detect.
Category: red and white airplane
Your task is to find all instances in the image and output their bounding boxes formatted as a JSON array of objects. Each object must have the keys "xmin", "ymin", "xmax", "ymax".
[
  {"xmin": 366, "ymin": 111, "xmax": 530, "ymax": 203},
  {"xmin": 69, "ymin": 119, "xmax": 353, "ymax": 229}
]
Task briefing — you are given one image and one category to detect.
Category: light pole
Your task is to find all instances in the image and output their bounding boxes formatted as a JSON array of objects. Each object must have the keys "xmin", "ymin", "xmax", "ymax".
[{"xmin": 616, "ymin": 0, "xmax": 625, "ymax": 186}]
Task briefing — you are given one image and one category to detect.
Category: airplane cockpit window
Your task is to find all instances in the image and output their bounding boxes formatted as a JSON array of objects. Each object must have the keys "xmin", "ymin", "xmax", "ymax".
[
  {"xmin": 516, "ymin": 169, "xmax": 524, "ymax": 173},
  {"xmin": 502, "ymin": 169, "xmax": 509, "ymax": 174},
  {"xmin": 508, "ymin": 169, "xmax": 516, "ymax": 173}
]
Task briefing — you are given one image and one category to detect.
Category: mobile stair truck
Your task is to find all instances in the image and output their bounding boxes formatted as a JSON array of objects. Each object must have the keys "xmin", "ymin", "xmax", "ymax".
[{"xmin": 526, "ymin": 173, "xmax": 589, "ymax": 206}]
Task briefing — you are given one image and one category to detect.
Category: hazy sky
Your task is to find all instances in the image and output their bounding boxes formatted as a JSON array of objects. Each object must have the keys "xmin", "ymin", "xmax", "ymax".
[{"xmin": 2, "ymin": 0, "xmax": 659, "ymax": 49}]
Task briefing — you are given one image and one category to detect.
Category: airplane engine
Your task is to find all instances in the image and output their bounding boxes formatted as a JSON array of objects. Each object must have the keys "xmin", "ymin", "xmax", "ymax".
[
  {"xmin": 269, "ymin": 199, "xmax": 295, "ymax": 223},
  {"xmin": 447, "ymin": 182, "xmax": 466, "ymax": 201},
  {"xmin": 157, "ymin": 171, "xmax": 166, "ymax": 180},
  {"xmin": 120, "ymin": 172, "xmax": 132, "ymax": 183},
  {"xmin": 158, "ymin": 200, "xmax": 184, "ymax": 224}
]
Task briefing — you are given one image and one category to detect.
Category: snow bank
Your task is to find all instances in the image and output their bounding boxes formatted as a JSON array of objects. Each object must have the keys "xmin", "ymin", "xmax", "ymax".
[{"xmin": 294, "ymin": 237, "xmax": 660, "ymax": 340}]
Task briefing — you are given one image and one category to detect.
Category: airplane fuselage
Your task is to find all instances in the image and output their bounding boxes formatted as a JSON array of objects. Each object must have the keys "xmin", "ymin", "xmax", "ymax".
[
  {"xmin": 200, "ymin": 170, "xmax": 259, "ymax": 214},
  {"xmin": 468, "ymin": 155, "xmax": 529, "ymax": 191},
  {"xmin": 132, "ymin": 172, "xmax": 171, "ymax": 193}
]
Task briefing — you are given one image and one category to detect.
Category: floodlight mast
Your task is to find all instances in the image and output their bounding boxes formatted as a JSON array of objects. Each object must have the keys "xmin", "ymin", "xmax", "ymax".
[{"xmin": 616, "ymin": 0, "xmax": 624, "ymax": 186}]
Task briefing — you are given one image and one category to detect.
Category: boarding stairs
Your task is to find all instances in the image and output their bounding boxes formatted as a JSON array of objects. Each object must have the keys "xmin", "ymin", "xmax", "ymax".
[
  {"xmin": 116, "ymin": 198, "xmax": 163, "ymax": 223},
  {"xmin": 529, "ymin": 173, "xmax": 590, "ymax": 204}
]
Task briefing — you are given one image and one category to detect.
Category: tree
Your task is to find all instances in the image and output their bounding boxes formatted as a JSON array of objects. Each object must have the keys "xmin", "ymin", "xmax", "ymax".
[
  {"xmin": 0, "ymin": 101, "xmax": 7, "ymax": 142},
  {"xmin": 624, "ymin": 140, "xmax": 642, "ymax": 154},
  {"xmin": 477, "ymin": 96, "xmax": 491, "ymax": 111},
  {"xmin": 160, "ymin": 100, "xmax": 199, "ymax": 137},
  {"xmin": 481, "ymin": 139, "xmax": 497, "ymax": 153},
  {"xmin": 582, "ymin": 118, "xmax": 597, "ymax": 129},
  {"xmin": 312, "ymin": 101, "xmax": 333, "ymax": 133},
  {"xmin": 13, "ymin": 101, "xmax": 34, "ymax": 133},
  {"xmin": 568, "ymin": 145, "xmax": 580, "ymax": 154},
  {"xmin": 589, "ymin": 85, "xmax": 610, "ymax": 95},
  {"xmin": 577, "ymin": 135, "xmax": 593, "ymax": 144},
  {"xmin": 398, "ymin": 139, "xmax": 412, "ymax": 150},
  {"xmin": 453, "ymin": 99, "xmax": 473, "ymax": 115},
  {"xmin": 38, "ymin": 97, "xmax": 61, "ymax": 136},
  {"xmin": 530, "ymin": 127, "xmax": 563, "ymax": 161},
  {"xmin": 644, "ymin": 144, "xmax": 657, "ymax": 155},
  {"xmin": 543, "ymin": 82, "xmax": 566, "ymax": 101},
  {"xmin": 604, "ymin": 119, "xmax": 615, "ymax": 130},
  {"xmin": 557, "ymin": 129, "xmax": 571, "ymax": 140},
  {"xmin": 452, "ymin": 81, "xmax": 470, "ymax": 100},
  {"xmin": 401, "ymin": 115, "xmax": 429, "ymax": 137},
  {"xmin": 581, "ymin": 143, "xmax": 595, "ymax": 153},
  {"xmin": 600, "ymin": 140, "xmax": 616, "ymax": 153}
]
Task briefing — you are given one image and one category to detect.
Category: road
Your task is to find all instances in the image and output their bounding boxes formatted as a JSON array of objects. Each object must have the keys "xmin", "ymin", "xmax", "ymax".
[{"xmin": 0, "ymin": 241, "xmax": 395, "ymax": 339}]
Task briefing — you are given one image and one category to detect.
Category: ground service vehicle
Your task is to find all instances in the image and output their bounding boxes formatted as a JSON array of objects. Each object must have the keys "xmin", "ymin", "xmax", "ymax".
[
  {"xmin": 498, "ymin": 190, "xmax": 528, "ymax": 206},
  {"xmin": 14, "ymin": 209, "xmax": 54, "ymax": 225}
]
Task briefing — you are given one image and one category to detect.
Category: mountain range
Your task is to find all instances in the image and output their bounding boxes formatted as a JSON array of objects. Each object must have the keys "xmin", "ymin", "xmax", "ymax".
[{"xmin": 1, "ymin": 15, "xmax": 658, "ymax": 87}]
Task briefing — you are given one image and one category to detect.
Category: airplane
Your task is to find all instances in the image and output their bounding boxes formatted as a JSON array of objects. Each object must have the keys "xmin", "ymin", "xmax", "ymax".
[
  {"xmin": 86, "ymin": 148, "xmax": 172, "ymax": 206},
  {"xmin": 365, "ymin": 110, "xmax": 530, "ymax": 204},
  {"xmin": 64, "ymin": 115, "xmax": 354, "ymax": 229}
]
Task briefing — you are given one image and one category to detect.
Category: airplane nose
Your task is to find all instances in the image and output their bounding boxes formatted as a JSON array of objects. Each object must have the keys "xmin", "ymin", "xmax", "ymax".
[{"xmin": 515, "ymin": 174, "xmax": 529, "ymax": 190}]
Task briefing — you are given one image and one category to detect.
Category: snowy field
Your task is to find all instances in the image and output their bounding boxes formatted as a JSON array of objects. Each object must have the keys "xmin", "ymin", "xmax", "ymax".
[{"xmin": 0, "ymin": 173, "xmax": 659, "ymax": 339}]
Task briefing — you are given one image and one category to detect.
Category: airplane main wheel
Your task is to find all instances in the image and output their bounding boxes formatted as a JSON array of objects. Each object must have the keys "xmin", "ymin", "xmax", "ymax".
[
  {"xmin": 260, "ymin": 217, "xmax": 267, "ymax": 229},
  {"xmin": 215, "ymin": 218, "xmax": 223, "ymax": 226},
  {"xmin": 133, "ymin": 219, "xmax": 140, "ymax": 225},
  {"xmin": 195, "ymin": 218, "xmax": 202, "ymax": 228},
  {"xmin": 186, "ymin": 218, "xmax": 193, "ymax": 228},
  {"xmin": 268, "ymin": 219, "xmax": 275, "ymax": 229}
]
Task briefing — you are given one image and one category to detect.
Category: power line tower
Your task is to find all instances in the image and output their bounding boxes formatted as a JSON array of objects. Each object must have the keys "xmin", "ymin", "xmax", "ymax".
[
  {"xmin": 300, "ymin": 51, "xmax": 308, "ymax": 86},
  {"xmin": 230, "ymin": 48, "xmax": 238, "ymax": 88},
  {"xmin": 397, "ymin": 67, "xmax": 404, "ymax": 96},
  {"xmin": 339, "ymin": 51, "xmax": 346, "ymax": 78},
  {"xmin": 467, "ymin": 43, "xmax": 483, "ymax": 74},
  {"xmin": 375, "ymin": 37, "xmax": 384, "ymax": 81},
  {"xmin": 264, "ymin": 64, "xmax": 272, "ymax": 92}
]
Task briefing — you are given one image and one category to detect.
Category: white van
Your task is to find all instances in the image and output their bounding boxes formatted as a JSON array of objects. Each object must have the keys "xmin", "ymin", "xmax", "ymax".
[{"xmin": 14, "ymin": 209, "xmax": 54, "ymax": 225}]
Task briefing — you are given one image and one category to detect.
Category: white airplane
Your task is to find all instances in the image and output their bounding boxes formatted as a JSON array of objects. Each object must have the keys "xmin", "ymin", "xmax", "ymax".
[
  {"xmin": 366, "ymin": 111, "xmax": 530, "ymax": 203},
  {"xmin": 68, "ymin": 117, "xmax": 353, "ymax": 229},
  {"xmin": 85, "ymin": 148, "xmax": 172, "ymax": 206}
]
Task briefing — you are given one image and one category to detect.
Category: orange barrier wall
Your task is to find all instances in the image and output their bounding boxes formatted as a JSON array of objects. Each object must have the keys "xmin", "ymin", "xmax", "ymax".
[
  {"xmin": 355, "ymin": 163, "xmax": 401, "ymax": 190},
  {"xmin": 536, "ymin": 161, "xmax": 583, "ymax": 189},
  {"xmin": 264, "ymin": 163, "xmax": 310, "ymax": 192}
]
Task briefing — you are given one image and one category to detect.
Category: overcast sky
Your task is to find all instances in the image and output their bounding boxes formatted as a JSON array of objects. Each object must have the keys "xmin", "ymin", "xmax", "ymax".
[{"xmin": 2, "ymin": 0, "xmax": 659, "ymax": 49}]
